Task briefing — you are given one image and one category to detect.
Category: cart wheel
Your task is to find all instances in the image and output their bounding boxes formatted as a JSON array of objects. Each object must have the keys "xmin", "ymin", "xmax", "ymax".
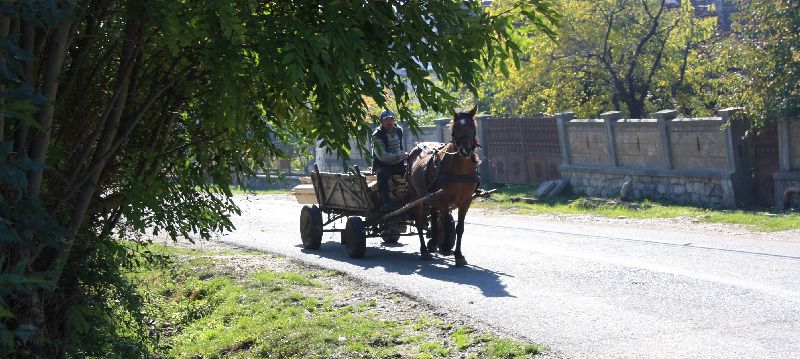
[
  {"xmin": 381, "ymin": 224, "xmax": 405, "ymax": 244},
  {"xmin": 381, "ymin": 230, "xmax": 400, "ymax": 244},
  {"xmin": 300, "ymin": 205, "xmax": 323, "ymax": 249},
  {"xmin": 343, "ymin": 216, "xmax": 366, "ymax": 258},
  {"xmin": 436, "ymin": 213, "xmax": 456, "ymax": 255}
]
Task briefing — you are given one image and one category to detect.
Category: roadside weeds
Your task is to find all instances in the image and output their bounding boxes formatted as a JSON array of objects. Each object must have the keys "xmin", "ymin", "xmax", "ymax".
[
  {"xmin": 130, "ymin": 240, "xmax": 545, "ymax": 358},
  {"xmin": 473, "ymin": 185, "xmax": 800, "ymax": 232}
]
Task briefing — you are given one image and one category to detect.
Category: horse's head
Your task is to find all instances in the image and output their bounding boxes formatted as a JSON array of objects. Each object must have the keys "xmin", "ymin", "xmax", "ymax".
[{"xmin": 450, "ymin": 106, "xmax": 479, "ymax": 159}]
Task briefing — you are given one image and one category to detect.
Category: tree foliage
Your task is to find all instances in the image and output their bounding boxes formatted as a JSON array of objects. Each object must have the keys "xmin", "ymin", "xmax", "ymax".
[
  {"xmin": 483, "ymin": 0, "xmax": 718, "ymax": 118},
  {"xmin": 0, "ymin": 0, "xmax": 557, "ymax": 356},
  {"xmin": 720, "ymin": 0, "xmax": 800, "ymax": 124}
]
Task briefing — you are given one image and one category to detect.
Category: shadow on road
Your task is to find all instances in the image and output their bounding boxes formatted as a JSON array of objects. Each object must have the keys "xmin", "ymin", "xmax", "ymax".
[{"xmin": 300, "ymin": 239, "xmax": 514, "ymax": 298}]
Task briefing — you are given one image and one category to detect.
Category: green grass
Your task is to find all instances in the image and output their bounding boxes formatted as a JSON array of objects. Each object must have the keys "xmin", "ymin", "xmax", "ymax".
[
  {"xmin": 452, "ymin": 328, "xmax": 475, "ymax": 349},
  {"xmin": 475, "ymin": 184, "xmax": 800, "ymax": 232},
  {"xmin": 120, "ymin": 244, "xmax": 542, "ymax": 358}
]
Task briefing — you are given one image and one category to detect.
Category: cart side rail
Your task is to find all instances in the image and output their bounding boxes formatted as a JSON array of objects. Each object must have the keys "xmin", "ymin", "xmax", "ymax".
[{"xmin": 311, "ymin": 165, "xmax": 375, "ymax": 213}]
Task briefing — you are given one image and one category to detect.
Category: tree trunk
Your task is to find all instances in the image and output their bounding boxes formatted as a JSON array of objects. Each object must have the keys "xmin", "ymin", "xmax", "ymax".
[
  {"xmin": 13, "ymin": 21, "xmax": 37, "ymax": 154},
  {"xmin": 17, "ymin": 11, "xmax": 75, "ymax": 357},
  {"xmin": 626, "ymin": 98, "xmax": 645, "ymax": 119},
  {"xmin": 0, "ymin": 15, "xmax": 10, "ymax": 140},
  {"xmin": 27, "ymin": 20, "xmax": 74, "ymax": 198},
  {"xmin": 53, "ymin": 17, "xmax": 142, "ymax": 287}
]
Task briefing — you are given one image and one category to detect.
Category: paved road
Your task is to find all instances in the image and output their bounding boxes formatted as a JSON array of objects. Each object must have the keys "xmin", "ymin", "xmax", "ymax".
[{"xmin": 219, "ymin": 195, "xmax": 800, "ymax": 358}]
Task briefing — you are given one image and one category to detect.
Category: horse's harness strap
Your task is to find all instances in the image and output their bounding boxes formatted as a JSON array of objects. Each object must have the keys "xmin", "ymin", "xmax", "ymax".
[
  {"xmin": 424, "ymin": 148, "xmax": 479, "ymax": 193},
  {"xmin": 424, "ymin": 153, "xmax": 439, "ymax": 193},
  {"xmin": 437, "ymin": 172, "xmax": 481, "ymax": 183}
]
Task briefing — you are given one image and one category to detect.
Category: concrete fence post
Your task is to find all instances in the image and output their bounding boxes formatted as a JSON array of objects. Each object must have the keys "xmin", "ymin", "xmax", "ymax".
[
  {"xmin": 778, "ymin": 120, "xmax": 792, "ymax": 171},
  {"xmin": 653, "ymin": 109, "xmax": 678, "ymax": 170},
  {"xmin": 719, "ymin": 107, "xmax": 742, "ymax": 172},
  {"xmin": 556, "ymin": 112, "xmax": 575, "ymax": 165},
  {"xmin": 600, "ymin": 111, "xmax": 623, "ymax": 167}
]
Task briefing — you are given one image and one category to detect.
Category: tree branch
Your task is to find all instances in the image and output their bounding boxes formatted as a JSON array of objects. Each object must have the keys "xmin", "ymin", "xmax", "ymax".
[
  {"xmin": 672, "ymin": 15, "xmax": 694, "ymax": 98},
  {"xmin": 27, "ymin": 16, "xmax": 76, "ymax": 199}
]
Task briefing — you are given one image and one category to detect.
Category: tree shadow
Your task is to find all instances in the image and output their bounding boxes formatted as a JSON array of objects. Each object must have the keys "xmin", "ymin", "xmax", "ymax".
[{"xmin": 299, "ymin": 239, "xmax": 514, "ymax": 298}]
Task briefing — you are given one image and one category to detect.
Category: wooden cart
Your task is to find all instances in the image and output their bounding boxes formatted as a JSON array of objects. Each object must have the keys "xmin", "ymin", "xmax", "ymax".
[{"xmin": 299, "ymin": 165, "xmax": 456, "ymax": 258}]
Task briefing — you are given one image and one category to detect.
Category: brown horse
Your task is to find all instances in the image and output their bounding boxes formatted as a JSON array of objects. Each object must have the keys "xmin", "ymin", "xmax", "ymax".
[{"xmin": 407, "ymin": 106, "xmax": 480, "ymax": 266}]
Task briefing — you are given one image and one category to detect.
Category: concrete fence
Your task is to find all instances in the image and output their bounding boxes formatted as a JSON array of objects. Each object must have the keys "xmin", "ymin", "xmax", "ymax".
[
  {"xmin": 308, "ymin": 109, "xmax": 800, "ymax": 209},
  {"xmin": 557, "ymin": 108, "xmax": 752, "ymax": 208},
  {"xmin": 314, "ymin": 119, "xmax": 452, "ymax": 173},
  {"xmin": 775, "ymin": 120, "xmax": 800, "ymax": 209}
]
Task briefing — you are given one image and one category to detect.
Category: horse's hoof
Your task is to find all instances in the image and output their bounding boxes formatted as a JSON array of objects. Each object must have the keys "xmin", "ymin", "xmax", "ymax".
[
  {"xmin": 421, "ymin": 251, "xmax": 434, "ymax": 260},
  {"xmin": 439, "ymin": 249, "xmax": 452, "ymax": 256},
  {"xmin": 455, "ymin": 256, "xmax": 468, "ymax": 267}
]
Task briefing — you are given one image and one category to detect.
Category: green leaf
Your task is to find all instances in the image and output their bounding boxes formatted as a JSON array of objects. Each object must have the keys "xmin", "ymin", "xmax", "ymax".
[
  {"xmin": 3, "ymin": 100, "xmax": 41, "ymax": 129},
  {"xmin": 0, "ymin": 306, "xmax": 13, "ymax": 319}
]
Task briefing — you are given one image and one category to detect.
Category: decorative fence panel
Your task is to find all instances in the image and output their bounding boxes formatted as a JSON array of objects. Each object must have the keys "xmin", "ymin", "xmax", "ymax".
[{"xmin": 479, "ymin": 116, "xmax": 561, "ymax": 185}]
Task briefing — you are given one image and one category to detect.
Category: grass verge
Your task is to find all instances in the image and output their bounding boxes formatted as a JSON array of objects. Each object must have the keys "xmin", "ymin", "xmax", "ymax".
[
  {"xmin": 474, "ymin": 184, "xmax": 800, "ymax": 232},
  {"xmin": 118, "ymin": 243, "xmax": 542, "ymax": 358}
]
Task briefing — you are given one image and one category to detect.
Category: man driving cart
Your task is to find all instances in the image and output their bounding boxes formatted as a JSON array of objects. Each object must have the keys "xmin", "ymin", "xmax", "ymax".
[{"xmin": 371, "ymin": 110, "xmax": 408, "ymax": 211}]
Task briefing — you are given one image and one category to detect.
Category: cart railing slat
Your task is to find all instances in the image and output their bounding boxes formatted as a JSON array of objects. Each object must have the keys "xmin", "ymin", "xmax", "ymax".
[{"xmin": 312, "ymin": 165, "xmax": 376, "ymax": 213}]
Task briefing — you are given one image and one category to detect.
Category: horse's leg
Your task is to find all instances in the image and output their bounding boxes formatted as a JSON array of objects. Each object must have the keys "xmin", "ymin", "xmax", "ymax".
[
  {"xmin": 414, "ymin": 204, "xmax": 433, "ymax": 260},
  {"xmin": 427, "ymin": 207, "xmax": 439, "ymax": 253},
  {"xmin": 454, "ymin": 204, "xmax": 470, "ymax": 267}
]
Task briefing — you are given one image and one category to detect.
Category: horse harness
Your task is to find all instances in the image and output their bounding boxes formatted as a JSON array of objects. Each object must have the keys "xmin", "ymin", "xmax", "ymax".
[{"xmin": 416, "ymin": 143, "xmax": 480, "ymax": 194}]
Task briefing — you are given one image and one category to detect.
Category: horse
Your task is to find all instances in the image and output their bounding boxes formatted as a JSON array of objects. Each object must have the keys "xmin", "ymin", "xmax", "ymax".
[{"xmin": 406, "ymin": 106, "xmax": 480, "ymax": 266}]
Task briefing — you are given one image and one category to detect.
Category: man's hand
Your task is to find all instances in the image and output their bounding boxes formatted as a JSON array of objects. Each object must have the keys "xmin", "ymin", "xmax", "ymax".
[{"xmin": 400, "ymin": 152, "xmax": 409, "ymax": 160}]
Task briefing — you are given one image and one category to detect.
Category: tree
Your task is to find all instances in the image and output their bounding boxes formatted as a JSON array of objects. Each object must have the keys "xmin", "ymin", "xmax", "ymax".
[
  {"xmin": 717, "ymin": 0, "xmax": 800, "ymax": 124},
  {"xmin": 482, "ymin": 0, "xmax": 717, "ymax": 118},
  {"xmin": 0, "ymin": 0, "xmax": 557, "ymax": 356}
]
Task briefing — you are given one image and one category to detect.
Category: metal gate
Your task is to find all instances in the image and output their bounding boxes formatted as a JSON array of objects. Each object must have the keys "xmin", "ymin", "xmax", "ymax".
[
  {"xmin": 752, "ymin": 123, "xmax": 778, "ymax": 206},
  {"xmin": 482, "ymin": 117, "xmax": 561, "ymax": 184}
]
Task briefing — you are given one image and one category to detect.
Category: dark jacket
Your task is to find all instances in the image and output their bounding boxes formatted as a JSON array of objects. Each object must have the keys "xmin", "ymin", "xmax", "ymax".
[{"xmin": 371, "ymin": 125, "xmax": 404, "ymax": 166}]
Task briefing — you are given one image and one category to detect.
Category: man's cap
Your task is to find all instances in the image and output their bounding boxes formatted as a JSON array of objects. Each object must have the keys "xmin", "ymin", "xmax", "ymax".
[{"xmin": 380, "ymin": 110, "xmax": 396, "ymax": 121}]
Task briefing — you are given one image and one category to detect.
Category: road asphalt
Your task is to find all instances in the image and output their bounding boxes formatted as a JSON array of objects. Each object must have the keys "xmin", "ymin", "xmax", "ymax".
[{"xmin": 215, "ymin": 195, "xmax": 800, "ymax": 358}]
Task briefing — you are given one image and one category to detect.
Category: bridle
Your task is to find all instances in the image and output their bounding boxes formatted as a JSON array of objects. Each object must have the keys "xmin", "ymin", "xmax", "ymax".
[{"xmin": 446, "ymin": 115, "xmax": 480, "ymax": 158}]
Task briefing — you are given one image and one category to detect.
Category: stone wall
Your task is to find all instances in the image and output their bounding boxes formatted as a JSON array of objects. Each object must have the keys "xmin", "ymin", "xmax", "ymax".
[
  {"xmin": 557, "ymin": 109, "xmax": 750, "ymax": 209},
  {"xmin": 562, "ymin": 167, "xmax": 731, "ymax": 208}
]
